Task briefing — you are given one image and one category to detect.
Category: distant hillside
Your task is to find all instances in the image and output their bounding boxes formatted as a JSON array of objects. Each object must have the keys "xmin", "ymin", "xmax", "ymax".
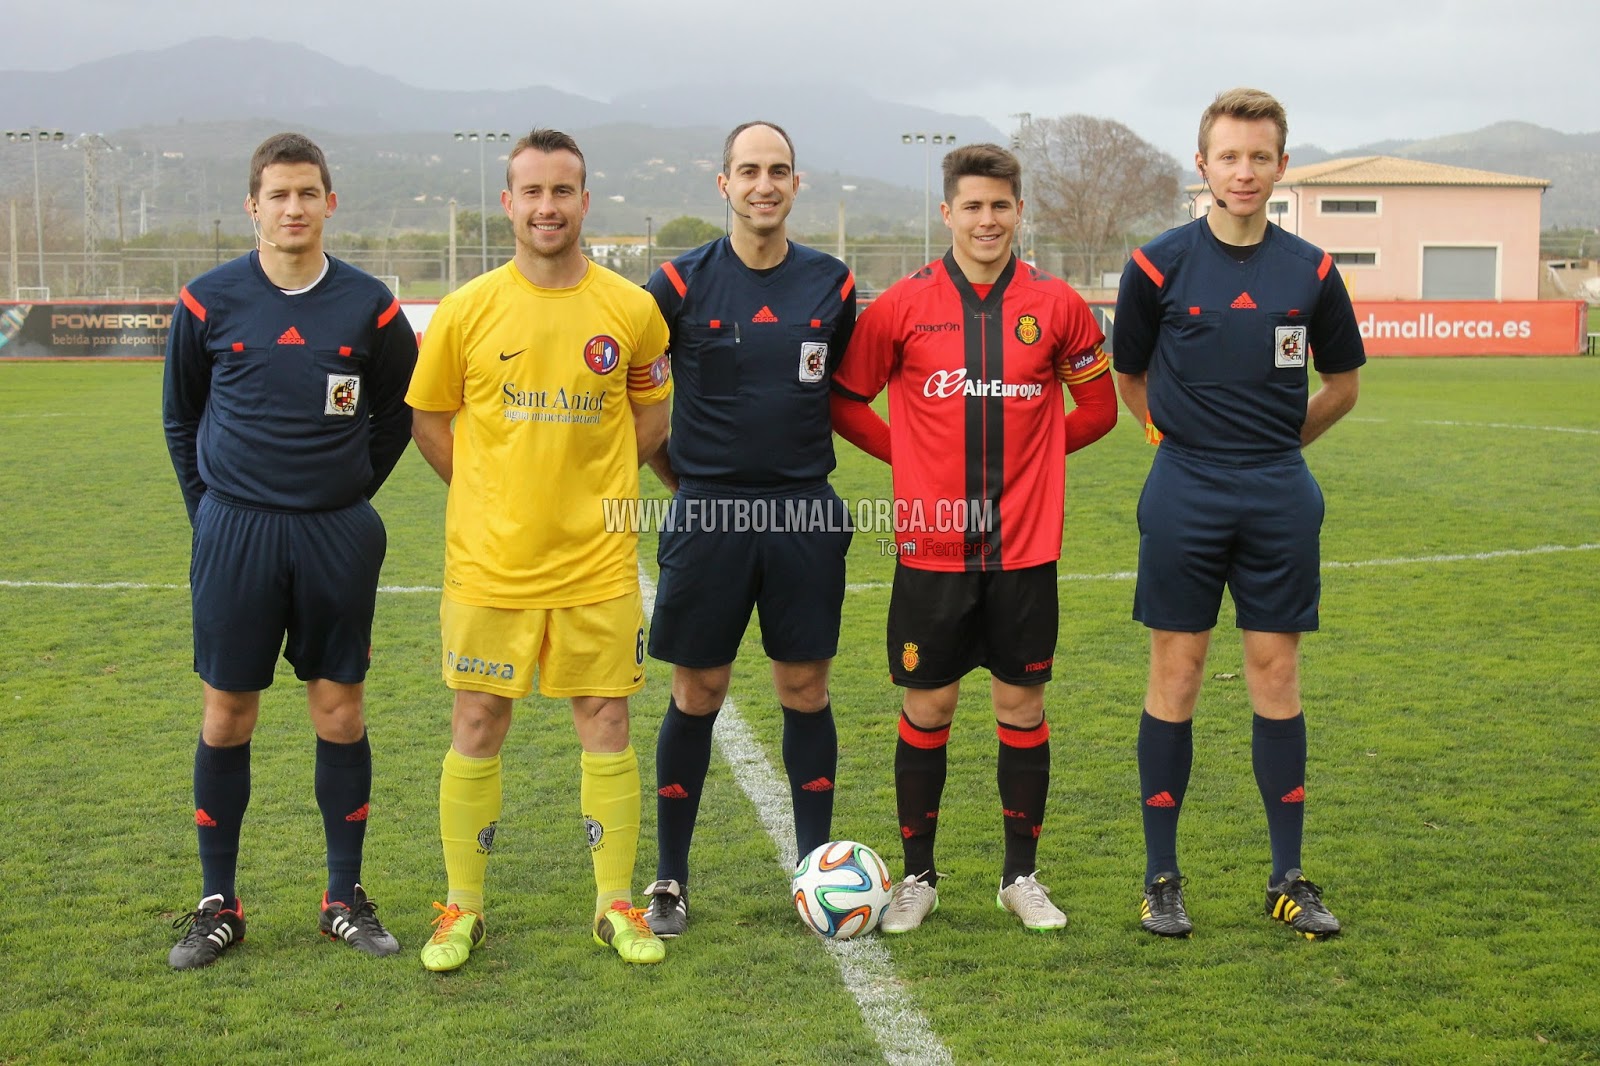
[{"xmin": 3, "ymin": 41, "xmax": 1596, "ymax": 237}]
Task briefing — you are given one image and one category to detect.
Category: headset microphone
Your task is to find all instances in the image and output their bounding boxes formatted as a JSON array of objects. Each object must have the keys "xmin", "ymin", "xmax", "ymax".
[
  {"xmin": 251, "ymin": 211, "xmax": 280, "ymax": 249},
  {"xmin": 1200, "ymin": 164, "xmax": 1227, "ymax": 209}
]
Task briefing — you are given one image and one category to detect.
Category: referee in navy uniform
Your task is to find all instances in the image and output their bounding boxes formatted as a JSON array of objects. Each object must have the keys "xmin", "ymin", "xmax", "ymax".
[
  {"xmin": 639, "ymin": 121, "xmax": 856, "ymax": 938},
  {"xmin": 162, "ymin": 132, "xmax": 417, "ymax": 969},
  {"xmin": 1113, "ymin": 88, "xmax": 1364, "ymax": 940}
]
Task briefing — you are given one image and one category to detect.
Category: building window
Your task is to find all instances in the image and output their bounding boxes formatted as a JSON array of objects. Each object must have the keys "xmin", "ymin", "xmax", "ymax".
[
  {"xmin": 1267, "ymin": 200, "xmax": 1288, "ymax": 216},
  {"xmin": 1320, "ymin": 198, "xmax": 1379, "ymax": 214},
  {"xmin": 1330, "ymin": 251, "xmax": 1377, "ymax": 266}
]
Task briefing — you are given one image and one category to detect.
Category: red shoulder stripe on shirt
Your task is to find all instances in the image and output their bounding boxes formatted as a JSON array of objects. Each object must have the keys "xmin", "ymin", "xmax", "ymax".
[
  {"xmin": 179, "ymin": 287, "xmax": 207, "ymax": 322},
  {"xmin": 376, "ymin": 298, "xmax": 400, "ymax": 328},
  {"xmin": 840, "ymin": 270, "xmax": 856, "ymax": 302},
  {"xmin": 1317, "ymin": 252, "xmax": 1333, "ymax": 281},
  {"xmin": 1131, "ymin": 248, "xmax": 1164, "ymax": 288},
  {"xmin": 661, "ymin": 261, "xmax": 687, "ymax": 298}
]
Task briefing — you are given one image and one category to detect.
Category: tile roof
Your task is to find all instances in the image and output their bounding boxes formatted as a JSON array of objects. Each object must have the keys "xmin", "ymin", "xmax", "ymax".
[{"xmin": 1278, "ymin": 155, "xmax": 1550, "ymax": 188}]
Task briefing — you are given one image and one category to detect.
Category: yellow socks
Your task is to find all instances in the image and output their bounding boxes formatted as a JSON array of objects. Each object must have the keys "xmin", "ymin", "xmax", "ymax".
[
  {"xmin": 439, "ymin": 747, "xmax": 501, "ymax": 916},
  {"xmin": 580, "ymin": 745, "xmax": 641, "ymax": 917}
]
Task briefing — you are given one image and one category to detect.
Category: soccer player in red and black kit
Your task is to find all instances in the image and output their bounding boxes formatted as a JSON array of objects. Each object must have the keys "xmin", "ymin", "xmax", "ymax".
[{"xmin": 831, "ymin": 143, "xmax": 1117, "ymax": 932}]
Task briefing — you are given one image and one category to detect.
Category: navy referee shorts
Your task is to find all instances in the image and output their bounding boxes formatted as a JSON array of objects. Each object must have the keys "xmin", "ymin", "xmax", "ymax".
[
  {"xmin": 1133, "ymin": 444, "xmax": 1324, "ymax": 633},
  {"xmin": 190, "ymin": 493, "xmax": 387, "ymax": 691}
]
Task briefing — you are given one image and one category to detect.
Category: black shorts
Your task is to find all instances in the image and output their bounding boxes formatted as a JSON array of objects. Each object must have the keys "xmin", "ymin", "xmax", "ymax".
[
  {"xmin": 648, "ymin": 484, "xmax": 852, "ymax": 667},
  {"xmin": 886, "ymin": 561, "xmax": 1058, "ymax": 688},
  {"xmin": 190, "ymin": 494, "xmax": 386, "ymax": 691},
  {"xmin": 1133, "ymin": 444, "xmax": 1324, "ymax": 633}
]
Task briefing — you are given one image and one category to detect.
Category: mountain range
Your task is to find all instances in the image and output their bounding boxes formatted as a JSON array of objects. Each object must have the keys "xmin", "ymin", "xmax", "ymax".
[{"xmin": 3, "ymin": 38, "xmax": 1597, "ymax": 238}]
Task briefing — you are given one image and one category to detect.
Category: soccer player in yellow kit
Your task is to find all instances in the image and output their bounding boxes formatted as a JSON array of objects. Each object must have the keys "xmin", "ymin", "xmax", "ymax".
[{"xmin": 407, "ymin": 128, "xmax": 673, "ymax": 970}]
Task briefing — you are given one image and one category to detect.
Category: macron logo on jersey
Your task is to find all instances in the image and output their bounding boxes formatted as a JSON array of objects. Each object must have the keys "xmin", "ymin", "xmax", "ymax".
[
  {"xmin": 923, "ymin": 368, "xmax": 1044, "ymax": 401},
  {"xmin": 277, "ymin": 326, "xmax": 306, "ymax": 345}
]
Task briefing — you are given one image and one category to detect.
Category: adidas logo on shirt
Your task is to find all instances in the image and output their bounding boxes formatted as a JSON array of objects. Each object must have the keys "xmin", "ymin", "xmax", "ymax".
[
  {"xmin": 1230, "ymin": 292, "xmax": 1257, "ymax": 309},
  {"xmin": 752, "ymin": 306, "xmax": 779, "ymax": 323},
  {"xmin": 277, "ymin": 326, "xmax": 307, "ymax": 344}
]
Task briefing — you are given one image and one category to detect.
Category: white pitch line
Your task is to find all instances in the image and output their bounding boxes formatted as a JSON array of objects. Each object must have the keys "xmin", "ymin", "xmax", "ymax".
[
  {"xmin": 1347, "ymin": 415, "xmax": 1600, "ymax": 435},
  {"xmin": 639, "ymin": 565, "xmax": 952, "ymax": 1066},
  {"xmin": 1417, "ymin": 419, "xmax": 1600, "ymax": 436},
  {"xmin": 7, "ymin": 542, "xmax": 1596, "ymax": 597}
]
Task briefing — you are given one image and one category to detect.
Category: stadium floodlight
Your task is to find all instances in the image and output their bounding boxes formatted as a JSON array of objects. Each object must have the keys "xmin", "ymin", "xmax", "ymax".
[
  {"xmin": 901, "ymin": 132, "xmax": 957, "ymax": 265},
  {"xmin": 454, "ymin": 130, "xmax": 512, "ymax": 276},
  {"xmin": 4, "ymin": 128, "xmax": 68, "ymax": 289}
]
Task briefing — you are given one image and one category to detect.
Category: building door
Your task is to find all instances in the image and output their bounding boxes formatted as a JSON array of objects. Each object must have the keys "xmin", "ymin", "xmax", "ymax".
[{"xmin": 1421, "ymin": 246, "xmax": 1498, "ymax": 299}]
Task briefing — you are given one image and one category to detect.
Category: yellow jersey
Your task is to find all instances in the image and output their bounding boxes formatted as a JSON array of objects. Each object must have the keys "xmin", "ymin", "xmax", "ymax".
[{"xmin": 407, "ymin": 259, "xmax": 672, "ymax": 608}]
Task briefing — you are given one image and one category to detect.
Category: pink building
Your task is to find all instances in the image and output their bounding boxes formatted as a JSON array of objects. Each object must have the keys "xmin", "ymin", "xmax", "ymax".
[{"xmin": 1191, "ymin": 156, "xmax": 1550, "ymax": 300}]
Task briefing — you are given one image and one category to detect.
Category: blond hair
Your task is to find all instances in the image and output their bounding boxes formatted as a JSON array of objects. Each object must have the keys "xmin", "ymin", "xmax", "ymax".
[{"xmin": 1198, "ymin": 88, "xmax": 1288, "ymax": 157}]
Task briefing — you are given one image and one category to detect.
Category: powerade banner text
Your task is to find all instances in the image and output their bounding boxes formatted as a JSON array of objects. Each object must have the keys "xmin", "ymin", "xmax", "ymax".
[{"xmin": 0, "ymin": 302, "xmax": 172, "ymax": 358}]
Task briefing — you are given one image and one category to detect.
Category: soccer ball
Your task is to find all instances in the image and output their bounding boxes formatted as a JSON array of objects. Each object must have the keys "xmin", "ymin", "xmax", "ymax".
[{"xmin": 791, "ymin": 840, "xmax": 893, "ymax": 939}]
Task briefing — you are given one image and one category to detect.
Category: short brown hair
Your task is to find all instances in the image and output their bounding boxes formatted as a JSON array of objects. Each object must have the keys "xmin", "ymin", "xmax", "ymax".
[
  {"xmin": 1198, "ymin": 87, "xmax": 1288, "ymax": 157},
  {"xmin": 505, "ymin": 128, "xmax": 587, "ymax": 189},
  {"xmin": 941, "ymin": 143, "xmax": 1020, "ymax": 203},
  {"xmin": 722, "ymin": 120, "xmax": 796, "ymax": 174},
  {"xmin": 249, "ymin": 133, "xmax": 331, "ymax": 199}
]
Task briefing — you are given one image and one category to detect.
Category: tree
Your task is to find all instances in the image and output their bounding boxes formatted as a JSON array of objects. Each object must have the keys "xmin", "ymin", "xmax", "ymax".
[
  {"xmin": 654, "ymin": 215, "xmax": 723, "ymax": 251},
  {"xmin": 1017, "ymin": 115, "xmax": 1181, "ymax": 284}
]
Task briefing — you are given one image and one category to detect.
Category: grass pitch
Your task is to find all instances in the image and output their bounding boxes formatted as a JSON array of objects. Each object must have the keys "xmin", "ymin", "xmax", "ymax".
[{"xmin": 0, "ymin": 357, "xmax": 1597, "ymax": 1064}]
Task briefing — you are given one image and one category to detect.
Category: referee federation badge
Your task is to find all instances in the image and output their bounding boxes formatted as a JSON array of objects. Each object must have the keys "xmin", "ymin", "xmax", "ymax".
[
  {"xmin": 1274, "ymin": 326, "xmax": 1308, "ymax": 368},
  {"xmin": 799, "ymin": 342, "xmax": 827, "ymax": 383},
  {"xmin": 325, "ymin": 374, "xmax": 360, "ymax": 415}
]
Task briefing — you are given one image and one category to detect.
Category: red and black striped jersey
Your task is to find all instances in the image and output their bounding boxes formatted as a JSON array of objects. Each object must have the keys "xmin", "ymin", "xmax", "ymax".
[{"xmin": 833, "ymin": 253, "xmax": 1106, "ymax": 572}]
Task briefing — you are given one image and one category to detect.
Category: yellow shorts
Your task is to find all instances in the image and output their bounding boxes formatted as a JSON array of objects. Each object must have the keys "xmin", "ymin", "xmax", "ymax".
[{"xmin": 439, "ymin": 587, "xmax": 646, "ymax": 699}]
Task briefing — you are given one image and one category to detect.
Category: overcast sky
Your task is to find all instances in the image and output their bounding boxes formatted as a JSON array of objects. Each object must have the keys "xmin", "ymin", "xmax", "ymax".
[{"xmin": 13, "ymin": 0, "xmax": 1596, "ymax": 160}]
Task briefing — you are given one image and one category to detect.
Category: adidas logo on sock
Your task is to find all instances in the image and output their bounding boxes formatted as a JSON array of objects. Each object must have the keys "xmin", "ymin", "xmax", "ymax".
[
  {"xmin": 658, "ymin": 784, "xmax": 689, "ymax": 799},
  {"xmin": 194, "ymin": 808, "xmax": 218, "ymax": 827},
  {"xmin": 752, "ymin": 306, "xmax": 779, "ymax": 323},
  {"xmin": 1145, "ymin": 791, "xmax": 1176, "ymax": 808},
  {"xmin": 345, "ymin": 803, "xmax": 370, "ymax": 822},
  {"xmin": 1230, "ymin": 292, "xmax": 1257, "ymax": 309},
  {"xmin": 277, "ymin": 325, "xmax": 306, "ymax": 345},
  {"xmin": 1280, "ymin": 786, "xmax": 1306, "ymax": 803},
  {"xmin": 800, "ymin": 777, "xmax": 834, "ymax": 792}
]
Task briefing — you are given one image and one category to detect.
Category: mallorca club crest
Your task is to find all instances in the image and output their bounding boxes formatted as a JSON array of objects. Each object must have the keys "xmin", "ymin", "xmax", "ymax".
[
  {"xmin": 1014, "ymin": 314, "xmax": 1041, "ymax": 345},
  {"xmin": 584, "ymin": 335, "xmax": 621, "ymax": 374},
  {"xmin": 901, "ymin": 642, "xmax": 920, "ymax": 673}
]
